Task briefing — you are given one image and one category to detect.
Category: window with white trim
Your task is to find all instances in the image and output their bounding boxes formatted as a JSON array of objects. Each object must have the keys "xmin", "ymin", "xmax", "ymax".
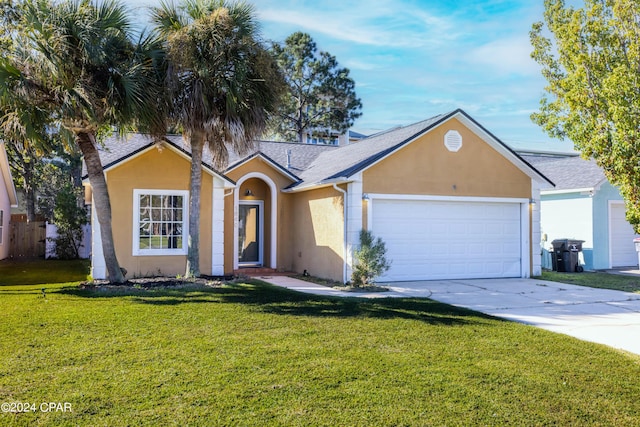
[
  {"xmin": 0, "ymin": 210, "xmax": 4, "ymax": 245},
  {"xmin": 133, "ymin": 190, "xmax": 188, "ymax": 256}
]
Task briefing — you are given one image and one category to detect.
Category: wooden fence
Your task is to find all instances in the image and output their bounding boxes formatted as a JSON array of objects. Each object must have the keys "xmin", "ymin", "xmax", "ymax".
[{"xmin": 9, "ymin": 214, "xmax": 46, "ymax": 258}]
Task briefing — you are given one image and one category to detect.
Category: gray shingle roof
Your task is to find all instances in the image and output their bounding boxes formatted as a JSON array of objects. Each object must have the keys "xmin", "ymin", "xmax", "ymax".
[
  {"xmin": 83, "ymin": 133, "xmax": 335, "ymax": 183},
  {"xmin": 520, "ymin": 154, "xmax": 605, "ymax": 190},
  {"xmin": 226, "ymin": 140, "xmax": 337, "ymax": 176},
  {"xmin": 84, "ymin": 109, "xmax": 551, "ymax": 190}
]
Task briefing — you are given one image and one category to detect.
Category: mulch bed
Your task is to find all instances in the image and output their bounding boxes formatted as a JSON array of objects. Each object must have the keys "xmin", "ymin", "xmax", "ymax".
[{"xmin": 79, "ymin": 275, "xmax": 233, "ymax": 291}]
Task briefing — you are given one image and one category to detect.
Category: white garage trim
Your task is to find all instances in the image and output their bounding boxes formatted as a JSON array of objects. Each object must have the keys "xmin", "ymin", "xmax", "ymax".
[
  {"xmin": 365, "ymin": 193, "xmax": 529, "ymax": 204},
  {"xmin": 366, "ymin": 194, "xmax": 530, "ymax": 281}
]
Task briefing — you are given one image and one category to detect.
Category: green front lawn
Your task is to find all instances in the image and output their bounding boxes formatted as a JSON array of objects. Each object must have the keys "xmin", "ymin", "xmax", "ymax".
[
  {"xmin": 0, "ymin": 259, "xmax": 90, "ymax": 287},
  {"xmin": 540, "ymin": 270, "xmax": 640, "ymax": 293},
  {"xmin": 1, "ymin": 276, "xmax": 639, "ymax": 426}
]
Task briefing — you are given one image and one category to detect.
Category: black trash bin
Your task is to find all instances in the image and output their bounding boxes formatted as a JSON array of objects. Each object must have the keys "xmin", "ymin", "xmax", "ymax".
[{"xmin": 551, "ymin": 239, "xmax": 585, "ymax": 272}]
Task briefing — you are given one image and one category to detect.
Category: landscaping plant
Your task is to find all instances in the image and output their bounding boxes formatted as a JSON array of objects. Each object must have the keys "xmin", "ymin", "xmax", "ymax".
[{"xmin": 351, "ymin": 229, "xmax": 391, "ymax": 287}]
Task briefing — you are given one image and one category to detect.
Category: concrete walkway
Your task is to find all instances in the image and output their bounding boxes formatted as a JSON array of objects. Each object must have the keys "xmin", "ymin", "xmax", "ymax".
[{"xmin": 258, "ymin": 275, "xmax": 640, "ymax": 356}]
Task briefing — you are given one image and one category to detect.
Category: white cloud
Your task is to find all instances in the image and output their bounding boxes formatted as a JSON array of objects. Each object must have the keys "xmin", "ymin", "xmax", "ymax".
[
  {"xmin": 257, "ymin": 5, "xmax": 459, "ymax": 48},
  {"xmin": 467, "ymin": 36, "xmax": 541, "ymax": 77}
]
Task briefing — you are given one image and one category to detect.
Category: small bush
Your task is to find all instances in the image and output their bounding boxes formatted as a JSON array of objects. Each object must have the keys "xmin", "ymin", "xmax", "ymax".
[
  {"xmin": 51, "ymin": 181, "xmax": 88, "ymax": 259},
  {"xmin": 351, "ymin": 229, "xmax": 391, "ymax": 287}
]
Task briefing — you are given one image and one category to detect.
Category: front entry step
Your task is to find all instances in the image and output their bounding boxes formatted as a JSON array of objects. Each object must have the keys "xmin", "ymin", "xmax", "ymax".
[{"xmin": 234, "ymin": 267, "xmax": 291, "ymax": 277}]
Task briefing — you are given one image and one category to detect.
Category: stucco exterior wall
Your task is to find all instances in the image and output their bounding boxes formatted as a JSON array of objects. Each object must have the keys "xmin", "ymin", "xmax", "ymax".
[
  {"xmin": 289, "ymin": 186, "xmax": 345, "ymax": 283},
  {"xmin": 105, "ymin": 147, "xmax": 214, "ymax": 277},
  {"xmin": 363, "ymin": 118, "xmax": 531, "ymax": 198}
]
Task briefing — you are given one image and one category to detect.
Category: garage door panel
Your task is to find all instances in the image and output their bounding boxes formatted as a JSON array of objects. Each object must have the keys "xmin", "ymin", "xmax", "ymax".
[
  {"xmin": 372, "ymin": 199, "xmax": 522, "ymax": 281},
  {"xmin": 610, "ymin": 203, "xmax": 640, "ymax": 267}
]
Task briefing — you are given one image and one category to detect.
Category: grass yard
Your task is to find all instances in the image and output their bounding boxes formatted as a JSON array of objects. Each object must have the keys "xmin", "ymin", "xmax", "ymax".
[
  {"xmin": 0, "ymin": 259, "xmax": 90, "ymax": 286},
  {"xmin": 540, "ymin": 270, "xmax": 640, "ymax": 293},
  {"xmin": 1, "ymin": 265, "xmax": 640, "ymax": 425}
]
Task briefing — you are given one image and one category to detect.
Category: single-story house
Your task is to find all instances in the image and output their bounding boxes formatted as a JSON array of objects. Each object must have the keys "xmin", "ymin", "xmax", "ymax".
[
  {"xmin": 84, "ymin": 109, "xmax": 553, "ymax": 283},
  {"xmin": 520, "ymin": 152, "xmax": 639, "ymax": 270},
  {"xmin": 0, "ymin": 142, "xmax": 18, "ymax": 260}
]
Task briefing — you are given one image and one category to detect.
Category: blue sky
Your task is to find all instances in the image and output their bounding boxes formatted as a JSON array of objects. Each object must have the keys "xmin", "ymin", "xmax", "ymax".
[{"xmin": 128, "ymin": 0, "xmax": 575, "ymax": 152}]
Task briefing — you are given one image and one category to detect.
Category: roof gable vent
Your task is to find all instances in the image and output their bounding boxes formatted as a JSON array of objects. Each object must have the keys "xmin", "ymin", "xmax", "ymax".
[{"xmin": 444, "ymin": 130, "xmax": 462, "ymax": 152}]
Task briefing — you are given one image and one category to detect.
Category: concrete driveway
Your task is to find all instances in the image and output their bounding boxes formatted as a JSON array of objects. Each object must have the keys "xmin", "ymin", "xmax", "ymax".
[{"xmin": 260, "ymin": 276, "xmax": 640, "ymax": 356}]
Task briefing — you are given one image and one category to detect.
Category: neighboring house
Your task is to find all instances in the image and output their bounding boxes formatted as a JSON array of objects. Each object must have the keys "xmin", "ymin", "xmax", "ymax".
[
  {"xmin": 520, "ymin": 151, "xmax": 639, "ymax": 270},
  {"xmin": 0, "ymin": 142, "xmax": 19, "ymax": 260},
  {"xmin": 84, "ymin": 109, "xmax": 552, "ymax": 283},
  {"xmin": 301, "ymin": 129, "xmax": 367, "ymax": 146}
]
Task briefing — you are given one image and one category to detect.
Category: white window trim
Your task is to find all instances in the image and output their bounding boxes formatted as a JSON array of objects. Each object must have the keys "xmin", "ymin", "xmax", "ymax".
[
  {"xmin": 132, "ymin": 189, "xmax": 189, "ymax": 256},
  {"xmin": 0, "ymin": 210, "xmax": 4, "ymax": 245}
]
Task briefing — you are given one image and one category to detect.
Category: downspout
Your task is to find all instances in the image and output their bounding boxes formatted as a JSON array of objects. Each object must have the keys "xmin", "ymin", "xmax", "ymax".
[{"xmin": 332, "ymin": 183, "xmax": 348, "ymax": 284}]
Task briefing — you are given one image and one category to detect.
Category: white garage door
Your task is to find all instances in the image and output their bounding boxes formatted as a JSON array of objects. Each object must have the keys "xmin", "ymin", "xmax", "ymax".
[
  {"xmin": 610, "ymin": 203, "xmax": 640, "ymax": 267},
  {"xmin": 371, "ymin": 199, "xmax": 522, "ymax": 281}
]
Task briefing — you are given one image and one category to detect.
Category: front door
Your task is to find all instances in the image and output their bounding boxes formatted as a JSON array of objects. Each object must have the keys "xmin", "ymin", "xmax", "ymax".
[{"xmin": 238, "ymin": 201, "xmax": 263, "ymax": 266}]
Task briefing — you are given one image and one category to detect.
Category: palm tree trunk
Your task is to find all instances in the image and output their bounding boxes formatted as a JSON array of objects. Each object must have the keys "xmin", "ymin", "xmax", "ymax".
[
  {"xmin": 77, "ymin": 132, "xmax": 125, "ymax": 283},
  {"xmin": 186, "ymin": 131, "xmax": 204, "ymax": 278}
]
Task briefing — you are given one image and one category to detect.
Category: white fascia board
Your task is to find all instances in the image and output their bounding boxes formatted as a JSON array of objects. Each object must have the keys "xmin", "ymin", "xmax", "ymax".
[
  {"xmin": 541, "ymin": 187, "xmax": 594, "ymax": 196},
  {"xmin": 282, "ymin": 177, "xmax": 351, "ymax": 193}
]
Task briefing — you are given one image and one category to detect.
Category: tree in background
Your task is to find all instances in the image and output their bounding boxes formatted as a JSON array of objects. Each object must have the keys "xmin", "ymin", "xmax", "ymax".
[
  {"xmin": 49, "ymin": 178, "xmax": 88, "ymax": 260},
  {"xmin": 531, "ymin": 0, "xmax": 640, "ymax": 230},
  {"xmin": 0, "ymin": 0, "xmax": 166, "ymax": 282},
  {"xmin": 151, "ymin": 0, "xmax": 284, "ymax": 277},
  {"xmin": 269, "ymin": 32, "xmax": 362, "ymax": 143},
  {"xmin": 36, "ymin": 150, "xmax": 83, "ymax": 221},
  {"xmin": 4, "ymin": 140, "xmax": 48, "ymax": 222}
]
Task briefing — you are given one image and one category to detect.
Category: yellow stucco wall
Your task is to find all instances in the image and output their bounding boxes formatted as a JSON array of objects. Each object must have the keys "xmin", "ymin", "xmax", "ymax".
[
  {"xmin": 105, "ymin": 146, "xmax": 213, "ymax": 277},
  {"xmin": 363, "ymin": 118, "xmax": 531, "ymax": 198},
  {"xmin": 289, "ymin": 186, "xmax": 345, "ymax": 283}
]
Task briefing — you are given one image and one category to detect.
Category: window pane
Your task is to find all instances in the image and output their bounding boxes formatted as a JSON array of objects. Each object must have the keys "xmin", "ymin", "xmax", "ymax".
[
  {"xmin": 139, "ymin": 195, "xmax": 150, "ymax": 208},
  {"xmin": 139, "ymin": 237, "xmax": 149, "ymax": 249},
  {"xmin": 137, "ymin": 192, "xmax": 186, "ymax": 253}
]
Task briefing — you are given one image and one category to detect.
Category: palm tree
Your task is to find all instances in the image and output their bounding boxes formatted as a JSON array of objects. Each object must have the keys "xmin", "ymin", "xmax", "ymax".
[
  {"xmin": 151, "ymin": 0, "xmax": 283, "ymax": 277},
  {"xmin": 0, "ymin": 0, "xmax": 166, "ymax": 283}
]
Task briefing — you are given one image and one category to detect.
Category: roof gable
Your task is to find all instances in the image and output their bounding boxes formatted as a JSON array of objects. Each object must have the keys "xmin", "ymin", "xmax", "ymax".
[
  {"xmin": 290, "ymin": 109, "xmax": 554, "ymax": 190},
  {"xmin": 82, "ymin": 134, "xmax": 235, "ymax": 187},
  {"xmin": 0, "ymin": 142, "xmax": 18, "ymax": 207},
  {"xmin": 226, "ymin": 152, "xmax": 300, "ymax": 182}
]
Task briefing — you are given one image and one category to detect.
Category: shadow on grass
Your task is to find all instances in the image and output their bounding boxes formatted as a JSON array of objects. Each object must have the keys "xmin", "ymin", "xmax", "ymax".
[{"xmin": 58, "ymin": 280, "xmax": 496, "ymax": 326}]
